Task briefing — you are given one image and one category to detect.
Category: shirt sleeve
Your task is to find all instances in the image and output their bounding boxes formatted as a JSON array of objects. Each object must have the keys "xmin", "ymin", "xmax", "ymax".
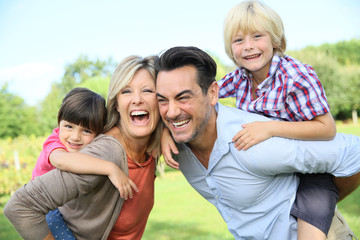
[
  {"xmin": 217, "ymin": 69, "xmax": 240, "ymax": 98},
  {"xmin": 241, "ymin": 133, "xmax": 360, "ymax": 177},
  {"xmin": 4, "ymin": 135, "xmax": 127, "ymax": 240},
  {"xmin": 286, "ymin": 66, "xmax": 330, "ymax": 120}
]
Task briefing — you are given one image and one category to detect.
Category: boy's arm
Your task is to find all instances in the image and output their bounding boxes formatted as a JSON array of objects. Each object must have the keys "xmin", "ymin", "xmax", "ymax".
[
  {"xmin": 50, "ymin": 150, "xmax": 138, "ymax": 199},
  {"xmin": 234, "ymin": 112, "xmax": 336, "ymax": 150}
]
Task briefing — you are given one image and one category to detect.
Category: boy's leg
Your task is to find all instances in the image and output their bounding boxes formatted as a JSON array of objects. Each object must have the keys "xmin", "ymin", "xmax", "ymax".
[
  {"xmin": 297, "ymin": 219, "xmax": 325, "ymax": 239},
  {"xmin": 46, "ymin": 209, "xmax": 76, "ymax": 240},
  {"xmin": 291, "ymin": 173, "xmax": 339, "ymax": 237},
  {"xmin": 334, "ymin": 173, "xmax": 360, "ymax": 201},
  {"xmin": 326, "ymin": 208, "xmax": 358, "ymax": 240}
]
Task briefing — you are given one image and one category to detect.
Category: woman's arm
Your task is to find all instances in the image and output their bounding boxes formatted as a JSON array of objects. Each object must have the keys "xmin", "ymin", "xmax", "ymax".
[
  {"xmin": 4, "ymin": 169, "xmax": 93, "ymax": 240},
  {"xmin": 50, "ymin": 150, "xmax": 137, "ymax": 199}
]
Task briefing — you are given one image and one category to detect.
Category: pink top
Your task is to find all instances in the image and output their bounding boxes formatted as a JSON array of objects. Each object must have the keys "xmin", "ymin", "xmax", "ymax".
[{"xmin": 31, "ymin": 128, "xmax": 67, "ymax": 179}]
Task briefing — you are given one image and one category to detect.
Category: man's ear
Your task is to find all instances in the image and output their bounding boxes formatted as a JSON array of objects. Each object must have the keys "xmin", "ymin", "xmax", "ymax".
[{"xmin": 208, "ymin": 82, "xmax": 219, "ymax": 106}]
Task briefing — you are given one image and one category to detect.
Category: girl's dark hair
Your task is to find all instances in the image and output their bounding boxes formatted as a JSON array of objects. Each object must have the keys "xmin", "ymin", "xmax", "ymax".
[
  {"xmin": 57, "ymin": 87, "xmax": 107, "ymax": 135},
  {"xmin": 155, "ymin": 46, "xmax": 217, "ymax": 95}
]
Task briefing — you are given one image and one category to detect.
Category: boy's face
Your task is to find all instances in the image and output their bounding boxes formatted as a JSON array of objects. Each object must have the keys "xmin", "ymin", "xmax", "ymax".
[
  {"xmin": 231, "ymin": 30, "xmax": 273, "ymax": 80},
  {"xmin": 58, "ymin": 120, "xmax": 96, "ymax": 152}
]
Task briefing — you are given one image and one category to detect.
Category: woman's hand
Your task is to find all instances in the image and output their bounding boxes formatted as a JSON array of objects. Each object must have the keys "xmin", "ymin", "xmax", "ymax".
[{"xmin": 161, "ymin": 128, "xmax": 179, "ymax": 169}]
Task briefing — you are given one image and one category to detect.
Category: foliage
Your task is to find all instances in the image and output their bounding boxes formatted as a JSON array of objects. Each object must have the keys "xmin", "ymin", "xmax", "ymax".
[
  {"xmin": 1, "ymin": 39, "xmax": 360, "ymax": 139},
  {"xmin": 37, "ymin": 56, "xmax": 115, "ymax": 135},
  {"xmin": 0, "ymin": 84, "xmax": 43, "ymax": 138},
  {"xmin": 61, "ymin": 55, "xmax": 115, "ymax": 93},
  {"xmin": 312, "ymin": 38, "xmax": 360, "ymax": 66},
  {"xmin": 287, "ymin": 40, "xmax": 360, "ymax": 119}
]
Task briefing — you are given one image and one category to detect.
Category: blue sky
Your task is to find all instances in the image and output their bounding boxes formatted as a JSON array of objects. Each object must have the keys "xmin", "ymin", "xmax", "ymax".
[{"xmin": 1, "ymin": 0, "xmax": 359, "ymax": 105}]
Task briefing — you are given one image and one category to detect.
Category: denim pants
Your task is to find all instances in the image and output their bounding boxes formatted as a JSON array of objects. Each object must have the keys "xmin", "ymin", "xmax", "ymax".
[{"xmin": 46, "ymin": 209, "xmax": 76, "ymax": 240}]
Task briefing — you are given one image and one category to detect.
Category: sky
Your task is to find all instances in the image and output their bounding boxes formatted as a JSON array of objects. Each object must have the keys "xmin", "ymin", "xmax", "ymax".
[{"xmin": 0, "ymin": 0, "xmax": 359, "ymax": 105}]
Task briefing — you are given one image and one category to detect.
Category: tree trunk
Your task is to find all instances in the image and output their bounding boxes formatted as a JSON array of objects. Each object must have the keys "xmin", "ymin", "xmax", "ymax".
[{"xmin": 352, "ymin": 108, "xmax": 358, "ymax": 125}]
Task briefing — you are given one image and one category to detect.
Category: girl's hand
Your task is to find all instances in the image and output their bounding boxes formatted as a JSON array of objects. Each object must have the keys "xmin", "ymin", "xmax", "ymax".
[
  {"xmin": 161, "ymin": 128, "xmax": 179, "ymax": 169},
  {"xmin": 108, "ymin": 167, "xmax": 138, "ymax": 200},
  {"xmin": 233, "ymin": 121, "xmax": 273, "ymax": 150}
]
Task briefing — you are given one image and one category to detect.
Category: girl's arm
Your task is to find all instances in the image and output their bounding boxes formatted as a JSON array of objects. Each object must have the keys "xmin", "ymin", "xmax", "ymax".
[
  {"xmin": 233, "ymin": 112, "xmax": 336, "ymax": 150},
  {"xmin": 50, "ymin": 150, "xmax": 138, "ymax": 200}
]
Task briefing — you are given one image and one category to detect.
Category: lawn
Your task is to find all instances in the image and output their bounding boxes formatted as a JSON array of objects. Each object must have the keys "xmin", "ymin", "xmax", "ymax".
[
  {"xmin": 1, "ymin": 170, "xmax": 359, "ymax": 239},
  {"xmin": 1, "ymin": 123, "xmax": 359, "ymax": 239}
]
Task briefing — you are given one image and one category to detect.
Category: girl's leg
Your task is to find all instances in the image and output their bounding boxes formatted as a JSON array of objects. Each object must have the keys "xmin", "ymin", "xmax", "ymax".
[{"xmin": 46, "ymin": 209, "xmax": 76, "ymax": 240}]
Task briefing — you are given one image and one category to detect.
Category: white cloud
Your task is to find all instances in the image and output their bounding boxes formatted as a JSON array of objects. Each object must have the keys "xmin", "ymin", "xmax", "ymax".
[{"xmin": 0, "ymin": 62, "xmax": 63, "ymax": 105}]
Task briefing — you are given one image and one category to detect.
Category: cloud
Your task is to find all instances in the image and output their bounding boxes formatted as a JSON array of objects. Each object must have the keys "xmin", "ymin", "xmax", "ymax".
[{"xmin": 0, "ymin": 62, "xmax": 63, "ymax": 105}]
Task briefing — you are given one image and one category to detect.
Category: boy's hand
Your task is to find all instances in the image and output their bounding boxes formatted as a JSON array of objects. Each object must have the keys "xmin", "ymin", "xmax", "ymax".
[
  {"xmin": 108, "ymin": 167, "xmax": 138, "ymax": 200},
  {"xmin": 161, "ymin": 128, "xmax": 179, "ymax": 169},
  {"xmin": 233, "ymin": 121, "xmax": 273, "ymax": 150}
]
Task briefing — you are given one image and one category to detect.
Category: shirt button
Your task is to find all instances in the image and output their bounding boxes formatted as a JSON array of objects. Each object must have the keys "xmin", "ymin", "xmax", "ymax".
[
  {"xmin": 215, "ymin": 195, "xmax": 219, "ymax": 199},
  {"xmin": 228, "ymin": 217, "xmax": 231, "ymax": 221}
]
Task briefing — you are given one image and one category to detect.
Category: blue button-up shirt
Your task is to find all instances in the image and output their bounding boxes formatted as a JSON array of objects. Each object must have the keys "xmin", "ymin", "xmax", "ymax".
[{"xmin": 174, "ymin": 103, "xmax": 360, "ymax": 239}]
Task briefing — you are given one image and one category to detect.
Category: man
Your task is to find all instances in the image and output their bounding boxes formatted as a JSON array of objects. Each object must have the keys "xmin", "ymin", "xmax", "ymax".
[{"xmin": 154, "ymin": 46, "xmax": 360, "ymax": 239}]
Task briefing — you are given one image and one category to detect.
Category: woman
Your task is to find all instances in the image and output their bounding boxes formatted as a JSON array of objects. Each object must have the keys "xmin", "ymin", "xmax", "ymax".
[{"xmin": 4, "ymin": 55, "xmax": 163, "ymax": 240}]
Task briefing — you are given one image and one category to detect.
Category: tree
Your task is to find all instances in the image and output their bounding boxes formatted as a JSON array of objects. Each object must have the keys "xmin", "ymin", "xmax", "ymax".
[
  {"xmin": 61, "ymin": 55, "xmax": 115, "ymax": 93},
  {"xmin": 0, "ymin": 84, "xmax": 41, "ymax": 138},
  {"xmin": 38, "ymin": 56, "xmax": 115, "ymax": 134},
  {"xmin": 287, "ymin": 48, "xmax": 358, "ymax": 120}
]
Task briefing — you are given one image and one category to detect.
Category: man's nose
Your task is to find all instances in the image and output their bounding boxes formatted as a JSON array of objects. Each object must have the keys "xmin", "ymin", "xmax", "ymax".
[{"xmin": 166, "ymin": 100, "xmax": 181, "ymax": 119}]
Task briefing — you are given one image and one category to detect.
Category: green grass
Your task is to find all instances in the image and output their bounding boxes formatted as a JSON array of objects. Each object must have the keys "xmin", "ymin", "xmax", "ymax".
[
  {"xmin": 1, "ymin": 123, "xmax": 359, "ymax": 239},
  {"xmin": 143, "ymin": 171, "xmax": 233, "ymax": 240}
]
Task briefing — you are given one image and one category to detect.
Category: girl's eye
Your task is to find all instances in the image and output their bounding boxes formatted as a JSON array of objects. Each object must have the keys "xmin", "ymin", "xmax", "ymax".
[
  {"xmin": 83, "ymin": 129, "xmax": 93, "ymax": 134},
  {"xmin": 121, "ymin": 89, "xmax": 131, "ymax": 94},
  {"xmin": 65, "ymin": 125, "xmax": 72, "ymax": 129}
]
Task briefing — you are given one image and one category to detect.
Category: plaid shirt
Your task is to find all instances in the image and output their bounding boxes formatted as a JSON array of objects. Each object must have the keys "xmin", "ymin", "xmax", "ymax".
[{"xmin": 218, "ymin": 54, "xmax": 330, "ymax": 121}]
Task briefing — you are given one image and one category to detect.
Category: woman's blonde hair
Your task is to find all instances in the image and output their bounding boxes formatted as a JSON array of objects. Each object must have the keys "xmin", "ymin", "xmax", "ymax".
[
  {"xmin": 224, "ymin": 0, "xmax": 287, "ymax": 65},
  {"xmin": 104, "ymin": 55, "xmax": 163, "ymax": 156}
]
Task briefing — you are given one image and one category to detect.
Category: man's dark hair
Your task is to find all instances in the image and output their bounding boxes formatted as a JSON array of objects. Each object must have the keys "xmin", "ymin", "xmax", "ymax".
[{"xmin": 155, "ymin": 46, "xmax": 217, "ymax": 95}]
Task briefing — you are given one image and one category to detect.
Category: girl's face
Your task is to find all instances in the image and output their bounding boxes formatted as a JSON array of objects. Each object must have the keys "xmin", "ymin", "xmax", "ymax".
[
  {"xmin": 231, "ymin": 30, "xmax": 274, "ymax": 81},
  {"xmin": 58, "ymin": 120, "xmax": 97, "ymax": 152},
  {"xmin": 116, "ymin": 68, "xmax": 159, "ymax": 141}
]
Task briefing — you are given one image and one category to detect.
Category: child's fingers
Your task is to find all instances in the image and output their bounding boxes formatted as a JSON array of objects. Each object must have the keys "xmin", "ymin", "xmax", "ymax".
[
  {"xmin": 232, "ymin": 129, "xmax": 246, "ymax": 143},
  {"xmin": 129, "ymin": 180, "xmax": 138, "ymax": 193}
]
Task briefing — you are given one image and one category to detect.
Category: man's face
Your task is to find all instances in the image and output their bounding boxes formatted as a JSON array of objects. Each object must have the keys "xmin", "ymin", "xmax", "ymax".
[{"xmin": 156, "ymin": 65, "xmax": 216, "ymax": 144}]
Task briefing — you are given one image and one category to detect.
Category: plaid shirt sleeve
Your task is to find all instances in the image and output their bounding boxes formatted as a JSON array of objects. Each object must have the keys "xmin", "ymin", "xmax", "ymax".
[
  {"xmin": 285, "ymin": 63, "xmax": 330, "ymax": 121},
  {"xmin": 218, "ymin": 69, "xmax": 241, "ymax": 98}
]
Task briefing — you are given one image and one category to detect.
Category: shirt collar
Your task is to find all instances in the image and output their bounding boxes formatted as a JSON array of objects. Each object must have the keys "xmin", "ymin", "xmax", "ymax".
[{"xmin": 239, "ymin": 53, "xmax": 281, "ymax": 83}]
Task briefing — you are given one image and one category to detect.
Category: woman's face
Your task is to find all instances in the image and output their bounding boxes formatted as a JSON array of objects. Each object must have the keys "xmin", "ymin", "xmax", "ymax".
[{"xmin": 116, "ymin": 68, "xmax": 159, "ymax": 140}]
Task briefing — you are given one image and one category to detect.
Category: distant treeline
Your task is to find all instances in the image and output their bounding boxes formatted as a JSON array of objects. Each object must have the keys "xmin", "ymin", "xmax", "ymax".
[{"xmin": 1, "ymin": 39, "xmax": 359, "ymax": 139}]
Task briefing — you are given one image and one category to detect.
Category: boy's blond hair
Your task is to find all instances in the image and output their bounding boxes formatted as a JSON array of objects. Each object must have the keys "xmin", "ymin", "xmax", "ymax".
[{"xmin": 224, "ymin": 0, "xmax": 287, "ymax": 65}]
